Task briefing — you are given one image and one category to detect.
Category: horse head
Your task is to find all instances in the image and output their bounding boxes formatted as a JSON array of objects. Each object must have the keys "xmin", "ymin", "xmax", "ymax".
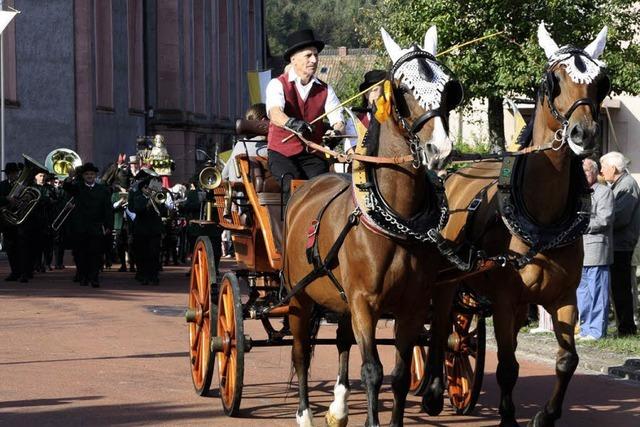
[
  {"xmin": 381, "ymin": 27, "xmax": 463, "ymax": 169},
  {"xmin": 537, "ymin": 22, "xmax": 611, "ymax": 156}
]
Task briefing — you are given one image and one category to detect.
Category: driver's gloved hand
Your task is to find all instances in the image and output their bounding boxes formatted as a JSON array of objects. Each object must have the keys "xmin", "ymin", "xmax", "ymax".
[
  {"xmin": 284, "ymin": 118, "xmax": 314, "ymax": 137},
  {"xmin": 323, "ymin": 128, "xmax": 342, "ymax": 148}
]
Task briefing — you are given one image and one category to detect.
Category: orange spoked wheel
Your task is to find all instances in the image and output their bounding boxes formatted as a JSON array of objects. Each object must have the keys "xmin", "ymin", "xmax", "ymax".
[
  {"xmin": 215, "ymin": 272, "xmax": 245, "ymax": 416},
  {"xmin": 445, "ymin": 311, "xmax": 486, "ymax": 415},
  {"xmin": 186, "ymin": 237, "xmax": 217, "ymax": 396},
  {"xmin": 409, "ymin": 345, "xmax": 429, "ymax": 395}
]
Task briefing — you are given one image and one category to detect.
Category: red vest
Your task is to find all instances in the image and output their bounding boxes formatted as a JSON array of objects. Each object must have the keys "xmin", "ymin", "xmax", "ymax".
[
  {"xmin": 357, "ymin": 111, "xmax": 370, "ymax": 129},
  {"xmin": 267, "ymin": 73, "xmax": 328, "ymax": 157}
]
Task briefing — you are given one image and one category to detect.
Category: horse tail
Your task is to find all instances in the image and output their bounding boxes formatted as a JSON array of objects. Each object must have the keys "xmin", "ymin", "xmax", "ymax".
[{"xmin": 287, "ymin": 303, "xmax": 324, "ymax": 390}]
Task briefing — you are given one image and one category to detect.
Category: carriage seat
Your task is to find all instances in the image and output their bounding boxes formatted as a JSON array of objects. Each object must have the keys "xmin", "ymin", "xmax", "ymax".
[{"xmin": 236, "ymin": 154, "xmax": 285, "ymax": 253}]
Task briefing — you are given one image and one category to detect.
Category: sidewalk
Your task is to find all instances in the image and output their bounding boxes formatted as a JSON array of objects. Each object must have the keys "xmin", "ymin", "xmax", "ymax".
[{"xmin": 487, "ymin": 326, "xmax": 640, "ymax": 382}]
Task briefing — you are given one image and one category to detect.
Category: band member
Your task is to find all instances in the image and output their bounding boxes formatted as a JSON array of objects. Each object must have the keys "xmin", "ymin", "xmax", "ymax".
[
  {"xmin": 265, "ymin": 29, "xmax": 345, "ymax": 192},
  {"xmin": 63, "ymin": 162, "xmax": 113, "ymax": 287},
  {"xmin": 51, "ymin": 175, "xmax": 67, "ymax": 269},
  {"xmin": 128, "ymin": 169, "xmax": 165, "ymax": 285},
  {"xmin": 112, "ymin": 186, "xmax": 132, "ymax": 272},
  {"xmin": 0, "ymin": 162, "xmax": 28, "ymax": 281},
  {"xmin": 31, "ymin": 170, "xmax": 57, "ymax": 272}
]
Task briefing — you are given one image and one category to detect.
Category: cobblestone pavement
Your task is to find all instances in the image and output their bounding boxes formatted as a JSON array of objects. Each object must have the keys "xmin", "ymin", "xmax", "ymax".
[{"xmin": 1, "ymin": 260, "xmax": 639, "ymax": 426}]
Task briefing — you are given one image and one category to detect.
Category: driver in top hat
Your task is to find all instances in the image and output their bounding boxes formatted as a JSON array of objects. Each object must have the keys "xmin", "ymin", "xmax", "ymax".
[{"xmin": 265, "ymin": 29, "xmax": 345, "ymax": 192}]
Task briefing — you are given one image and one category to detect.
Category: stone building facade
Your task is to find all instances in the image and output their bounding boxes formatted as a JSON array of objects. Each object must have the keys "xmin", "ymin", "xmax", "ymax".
[{"xmin": 3, "ymin": 0, "xmax": 266, "ymax": 183}]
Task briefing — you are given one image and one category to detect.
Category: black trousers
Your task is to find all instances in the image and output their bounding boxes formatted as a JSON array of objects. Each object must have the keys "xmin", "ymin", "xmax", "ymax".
[
  {"xmin": 610, "ymin": 250, "xmax": 638, "ymax": 335},
  {"xmin": 134, "ymin": 234, "xmax": 161, "ymax": 282},
  {"xmin": 74, "ymin": 233, "xmax": 103, "ymax": 283},
  {"xmin": 268, "ymin": 149, "xmax": 328, "ymax": 193}
]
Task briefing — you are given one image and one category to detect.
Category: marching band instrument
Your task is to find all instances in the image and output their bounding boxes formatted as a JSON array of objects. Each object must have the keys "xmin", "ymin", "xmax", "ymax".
[
  {"xmin": 51, "ymin": 197, "xmax": 76, "ymax": 231},
  {"xmin": 0, "ymin": 154, "xmax": 48, "ymax": 225},
  {"xmin": 152, "ymin": 190, "xmax": 167, "ymax": 204},
  {"xmin": 45, "ymin": 148, "xmax": 82, "ymax": 179},
  {"xmin": 198, "ymin": 165, "xmax": 222, "ymax": 190},
  {"xmin": 46, "ymin": 149, "xmax": 83, "ymax": 231}
]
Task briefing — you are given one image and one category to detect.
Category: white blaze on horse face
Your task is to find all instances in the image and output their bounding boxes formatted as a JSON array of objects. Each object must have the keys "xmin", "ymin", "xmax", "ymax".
[
  {"xmin": 296, "ymin": 408, "xmax": 314, "ymax": 427},
  {"xmin": 425, "ymin": 116, "xmax": 452, "ymax": 169}
]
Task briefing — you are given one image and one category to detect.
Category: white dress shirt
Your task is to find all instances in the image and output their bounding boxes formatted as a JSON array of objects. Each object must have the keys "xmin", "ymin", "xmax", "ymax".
[{"xmin": 265, "ymin": 68, "xmax": 343, "ymax": 126}]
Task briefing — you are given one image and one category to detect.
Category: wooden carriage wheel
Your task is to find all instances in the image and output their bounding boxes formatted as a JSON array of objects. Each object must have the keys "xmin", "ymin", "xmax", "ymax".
[
  {"xmin": 409, "ymin": 345, "xmax": 429, "ymax": 395},
  {"xmin": 216, "ymin": 272, "xmax": 245, "ymax": 416},
  {"xmin": 186, "ymin": 237, "xmax": 217, "ymax": 396},
  {"xmin": 445, "ymin": 312, "xmax": 486, "ymax": 415}
]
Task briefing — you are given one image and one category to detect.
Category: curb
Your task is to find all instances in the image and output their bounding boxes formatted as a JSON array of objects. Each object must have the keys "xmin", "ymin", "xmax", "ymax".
[{"xmin": 486, "ymin": 326, "xmax": 640, "ymax": 384}]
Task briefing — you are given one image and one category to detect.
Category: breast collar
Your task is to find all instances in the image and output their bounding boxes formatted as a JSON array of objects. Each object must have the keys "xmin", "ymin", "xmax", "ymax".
[{"xmin": 351, "ymin": 117, "xmax": 448, "ymax": 243}]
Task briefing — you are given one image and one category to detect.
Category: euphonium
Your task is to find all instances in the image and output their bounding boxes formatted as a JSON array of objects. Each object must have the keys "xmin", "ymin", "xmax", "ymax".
[{"xmin": 0, "ymin": 154, "xmax": 48, "ymax": 225}]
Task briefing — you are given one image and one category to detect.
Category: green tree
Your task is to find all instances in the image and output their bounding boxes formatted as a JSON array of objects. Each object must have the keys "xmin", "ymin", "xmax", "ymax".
[
  {"xmin": 266, "ymin": 0, "xmax": 373, "ymax": 55},
  {"xmin": 358, "ymin": 0, "xmax": 640, "ymax": 150}
]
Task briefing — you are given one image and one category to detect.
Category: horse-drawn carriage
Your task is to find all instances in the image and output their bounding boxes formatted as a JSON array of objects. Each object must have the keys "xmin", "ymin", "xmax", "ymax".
[
  {"xmin": 185, "ymin": 127, "xmax": 490, "ymax": 417},
  {"xmin": 185, "ymin": 21, "xmax": 612, "ymax": 426}
]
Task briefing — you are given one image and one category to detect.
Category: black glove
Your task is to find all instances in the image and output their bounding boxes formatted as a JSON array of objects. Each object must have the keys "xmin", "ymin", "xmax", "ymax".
[
  {"xmin": 323, "ymin": 128, "xmax": 342, "ymax": 148},
  {"xmin": 284, "ymin": 118, "xmax": 314, "ymax": 136}
]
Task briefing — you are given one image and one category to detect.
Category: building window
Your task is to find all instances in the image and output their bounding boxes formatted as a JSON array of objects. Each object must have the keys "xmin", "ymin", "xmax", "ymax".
[
  {"xmin": 2, "ymin": 0, "xmax": 18, "ymax": 106},
  {"xmin": 95, "ymin": 0, "xmax": 114, "ymax": 111},
  {"xmin": 127, "ymin": 0, "xmax": 144, "ymax": 113}
]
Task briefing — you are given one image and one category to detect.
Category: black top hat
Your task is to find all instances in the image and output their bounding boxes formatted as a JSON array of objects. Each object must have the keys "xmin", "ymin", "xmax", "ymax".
[
  {"xmin": 2, "ymin": 162, "xmax": 20, "ymax": 173},
  {"xmin": 283, "ymin": 29, "xmax": 325, "ymax": 62},
  {"xmin": 359, "ymin": 70, "xmax": 387, "ymax": 92},
  {"xmin": 79, "ymin": 162, "xmax": 99, "ymax": 174}
]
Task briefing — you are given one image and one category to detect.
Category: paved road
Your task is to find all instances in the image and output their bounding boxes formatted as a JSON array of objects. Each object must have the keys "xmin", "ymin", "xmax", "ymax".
[{"xmin": 1, "ymin": 261, "xmax": 638, "ymax": 426}]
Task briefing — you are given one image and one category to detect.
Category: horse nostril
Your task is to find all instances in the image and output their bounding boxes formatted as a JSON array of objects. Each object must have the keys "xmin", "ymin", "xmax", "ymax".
[{"xmin": 569, "ymin": 124, "xmax": 584, "ymax": 145}]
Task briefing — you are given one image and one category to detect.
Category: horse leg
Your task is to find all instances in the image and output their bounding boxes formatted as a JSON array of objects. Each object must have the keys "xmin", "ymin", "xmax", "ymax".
[
  {"xmin": 390, "ymin": 314, "xmax": 425, "ymax": 427},
  {"xmin": 351, "ymin": 296, "xmax": 383, "ymax": 427},
  {"xmin": 289, "ymin": 295, "xmax": 316, "ymax": 427},
  {"xmin": 421, "ymin": 286, "xmax": 454, "ymax": 415},
  {"xmin": 326, "ymin": 315, "xmax": 353, "ymax": 427},
  {"xmin": 529, "ymin": 298, "xmax": 579, "ymax": 427},
  {"xmin": 494, "ymin": 305, "xmax": 521, "ymax": 427}
]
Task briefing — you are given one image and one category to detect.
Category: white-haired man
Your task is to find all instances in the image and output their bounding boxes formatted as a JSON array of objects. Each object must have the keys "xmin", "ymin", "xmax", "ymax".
[
  {"xmin": 265, "ymin": 29, "xmax": 345, "ymax": 193},
  {"xmin": 600, "ymin": 151, "xmax": 640, "ymax": 336},
  {"xmin": 577, "ymin": 159, "xmax": 614, "ymax": 340}
]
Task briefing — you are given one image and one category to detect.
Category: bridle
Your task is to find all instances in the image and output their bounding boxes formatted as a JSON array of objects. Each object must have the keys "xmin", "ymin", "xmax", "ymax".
[
  {"xmin": 388, "ymin": 49, "xmax": 463, "ymax": 167},
  {"xmin": 541, "ymin": 47, "xmax": 611, "ymax": 146}
]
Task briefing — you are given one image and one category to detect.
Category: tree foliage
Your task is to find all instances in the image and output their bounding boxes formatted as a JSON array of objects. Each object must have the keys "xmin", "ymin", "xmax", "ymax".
[
  {"xmin": 266, "ymin": 0, "xmax": 372, "ymax": 55},
  {"xmin": 357, "ymin": 0, "xmax": 640, "ymax": 147}
]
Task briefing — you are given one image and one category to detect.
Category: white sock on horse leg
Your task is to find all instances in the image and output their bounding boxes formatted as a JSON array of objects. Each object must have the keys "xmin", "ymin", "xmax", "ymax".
[
  {"xmin": 328, "ymin": 376, "xmax": 350, "ymax": 422},
  {"xmin": 296, "ymin": 408, "xmax": 315, "ymax": 427}
]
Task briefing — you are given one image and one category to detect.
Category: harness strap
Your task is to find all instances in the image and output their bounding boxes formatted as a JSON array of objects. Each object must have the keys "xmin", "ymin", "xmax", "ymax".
[{"xmin": 264, "ymin": 185, "xmax": 356, "ymax": 314}]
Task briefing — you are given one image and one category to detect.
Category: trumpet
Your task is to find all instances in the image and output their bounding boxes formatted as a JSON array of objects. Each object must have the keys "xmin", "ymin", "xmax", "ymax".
[{"xmin": 153, "ymin": 191, "xmax": 166, "ymax": 204}]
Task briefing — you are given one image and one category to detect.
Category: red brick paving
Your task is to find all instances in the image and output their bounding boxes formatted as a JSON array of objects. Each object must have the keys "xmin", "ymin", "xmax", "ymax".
[{"xmin": 0, "ymin": 260, "xmax": 638, "ymax": 426}]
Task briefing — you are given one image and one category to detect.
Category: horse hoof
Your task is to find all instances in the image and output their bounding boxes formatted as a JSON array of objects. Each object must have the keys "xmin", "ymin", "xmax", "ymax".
[
  {"xmin": 325, "ymin": 411, "xmax": 348, "ymax": 427},
  {"xmin": 421, "ymin": 394, "xmax": 444, "ymax": 416},
  {"xmin": 527, "ymin": 410, "xmax": 555, "ymax": 427}
]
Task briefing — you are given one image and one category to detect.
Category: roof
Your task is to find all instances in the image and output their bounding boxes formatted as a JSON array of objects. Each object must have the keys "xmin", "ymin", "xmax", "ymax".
[{"xmin": 316, "ymin": 47, "xmax": 383, "ymax": 99}]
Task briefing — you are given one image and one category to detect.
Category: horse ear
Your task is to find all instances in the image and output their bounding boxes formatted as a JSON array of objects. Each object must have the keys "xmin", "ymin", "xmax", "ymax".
[
  {"xmin": 584, "ymin": 26, "xmax": 607, "ymax": 59},
  {"xmin": 537, "ymin": 21, "xmax": 559, "ymax": 59},
  {"xmin": 423, "ymin": 25, "xmax": 438, "ymax": 55},
  {"xmin": 381, "ymin": 27, "xmax": 402, "ymax": 64}
]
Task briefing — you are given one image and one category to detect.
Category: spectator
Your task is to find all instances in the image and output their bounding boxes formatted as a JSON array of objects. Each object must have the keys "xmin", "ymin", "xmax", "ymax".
[
  {"xmin": 600, "ymin": 151, "xmax": 640, "ymax": 336},
  {"xmin": 577, "ymin": 159, "xmax": 614, "ymax": 340}
]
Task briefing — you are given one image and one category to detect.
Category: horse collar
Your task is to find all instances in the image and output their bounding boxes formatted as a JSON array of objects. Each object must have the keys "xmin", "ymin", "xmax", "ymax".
[
  {"xmin": 351, "ymin": 121, "xmax": 449, "ymax": 243},
  {"xmin": 496, "ymin": 155, "xmax": 591, "ymax": 266}
]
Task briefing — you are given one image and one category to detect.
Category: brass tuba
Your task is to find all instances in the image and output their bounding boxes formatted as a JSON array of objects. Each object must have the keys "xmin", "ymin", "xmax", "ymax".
[
  {"xmin": 0, "ymin": 154, "xmax": 49, "ymax": 225},
  {"xmin": 48, "ymin": 149, "xmax": 83, "ymax": 231},
  {"xmin": 45, "ymin": 148, "xmax": 82, "ymax": 179}
]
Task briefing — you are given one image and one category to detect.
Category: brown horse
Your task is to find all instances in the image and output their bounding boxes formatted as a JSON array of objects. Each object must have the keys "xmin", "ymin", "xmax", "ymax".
[
  {"xmin": 283, "ymin": 27, "xmax": 463, "ymax": 427},
  {"xmin": 423, "ymin": 23, "xmax": 612, "ymax": 427}
]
